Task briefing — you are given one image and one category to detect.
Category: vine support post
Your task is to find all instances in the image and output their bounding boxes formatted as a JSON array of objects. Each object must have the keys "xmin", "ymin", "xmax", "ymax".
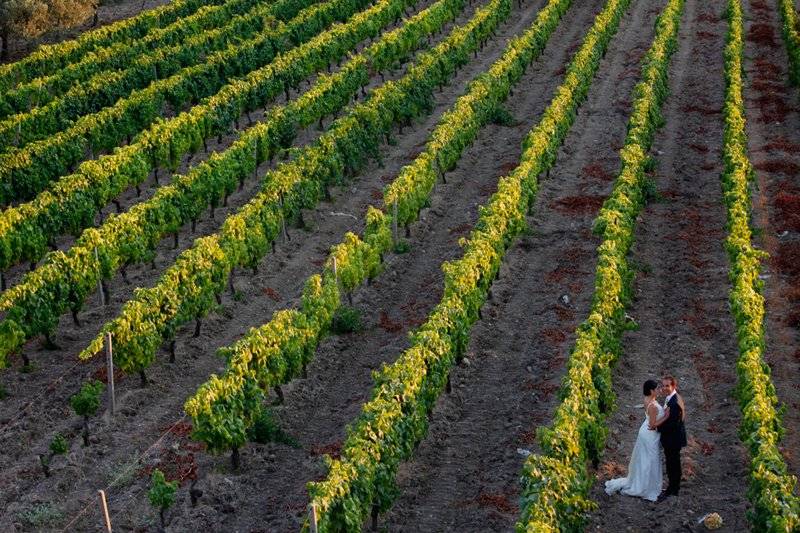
[
  {"xmin": 98, "ymin": 490, "xmax": 112, "ymax": 533},
  {"xmin": 231, "ymin": 446, "xmax": 240, "ymax": 471},
  {"xmin": 105, "ymin": 333, "xmax": 116, "ymax": 416},
  {"xmin": 392, "ymin": 200, "xmax": 399, "ymax": 244},
  {"xmin": 309, "ymin": 503, "xmax": 318, "ymax": 533},
  {"xmin": 279, "ymin": 195, "xmax": 289, "ymax": 242},
  {"xmin": 253, "ymin": 144, "xmax": 259, "ymax": 180},
  {"xmin": 95, "ymin": 247, "xmax": 106, "ymax": 307}
]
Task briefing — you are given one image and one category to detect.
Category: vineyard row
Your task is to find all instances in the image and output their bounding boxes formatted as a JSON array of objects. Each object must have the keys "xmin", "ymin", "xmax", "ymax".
[
  {"xmin": 72, "ymin": 0, "xmax": 508, "ymax": 381},
  {"xmin": 0, "ymin": 0, "xmax": 443, "ymax": 366},
  {"xmin": 185, "ymin": 0, "xmax": 574, "ymax": 476},
  {"xmin": 722, "ymin": 0, "xmax": 800, "ymax": 528},
  {"xmin": 0, "ymin": 0, "xmax": 267, "ymax": 120},
  {"xmin": 0, "ymin": 0, "xmax": 359, "ymax": 205},
  {"xmin": 517, "ymin": 0, "xmax": 683, "ymax": 528},
  {"xmin": 305, "ymin": 0, "xmax": 636, "ymax": 527},
  {"xmin": 0, "ymin": 0, "xmax": 220, "ymax": 91},
  {"xmin": 0, "ymin": 0, "xmax": 417, "ymax": 276},
  {"xmin": 0, "ymin": 0, "xmax": 280, "ymax": 148}
]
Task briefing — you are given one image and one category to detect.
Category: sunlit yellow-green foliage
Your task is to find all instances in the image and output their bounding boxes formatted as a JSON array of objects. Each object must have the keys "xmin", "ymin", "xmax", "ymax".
[
  {"xmin": 306, "ymin": 0, "xmax": 635, "ymax": 527},
  {"xmin": 517, "ymin": 0, "xmax": 683, "ymax": 529},
  {"xmin": 0, "ymin": 0, "xmax": 428, "ymax": 368},
  {"xmin": 777, "ymin": 0, "xmax": 800, "ymax": 85},
  {"xmin": 722, "ymin": 0, "xmax": 800, "ymax": 529},
  {"xmin": 182, "ymin": 0, "xmax": 506, "ymax": 459},
  {"xmin": 0, "ymin": 0, "xmax": 214, "ymax": 80}
]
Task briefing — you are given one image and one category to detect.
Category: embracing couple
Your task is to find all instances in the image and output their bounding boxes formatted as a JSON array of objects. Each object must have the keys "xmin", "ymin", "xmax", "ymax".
[{"xmin": 605, "ymin": 376, "xmax": 687, "ymax": 503}]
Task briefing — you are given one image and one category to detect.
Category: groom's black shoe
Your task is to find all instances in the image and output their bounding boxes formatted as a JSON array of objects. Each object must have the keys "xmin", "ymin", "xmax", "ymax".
[{"xmin": 656, "ymin": 491, "xmax": 673, "ymax": 503}]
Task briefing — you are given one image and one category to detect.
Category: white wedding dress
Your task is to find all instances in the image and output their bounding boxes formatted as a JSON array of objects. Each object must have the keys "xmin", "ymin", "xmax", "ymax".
[{"xmin": 604, "ymin": 402, "xmax": 663, "ymax": 502}]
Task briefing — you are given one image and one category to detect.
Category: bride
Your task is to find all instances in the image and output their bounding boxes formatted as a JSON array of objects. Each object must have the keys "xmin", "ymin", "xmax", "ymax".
[{"xmin": 605, "ymin": 379, "xmax": 670, "ymax": 502}]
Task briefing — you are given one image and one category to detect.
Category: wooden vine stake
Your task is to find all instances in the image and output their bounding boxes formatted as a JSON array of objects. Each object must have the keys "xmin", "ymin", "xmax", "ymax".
[
  {"xmin": 98, "ymin": 489, "xmax": 112, "ymax": 532},
  {"xmin": 309, "ymin": 503, "xmax": 318, "ymax": 533},
  {"xmin": 95, "ymin": 247, "xmax": 106, "ymax": 306},
  {"xmin": 279, "ymin": 195, "xmax": 289, "ymax": 242},
  {"xmin": 392, "ymin": 200, "xmax": 399, "ymax": 244},
  {"xmin": 105, "ymin": 333, "xmax": 116, "ymax": 416}
]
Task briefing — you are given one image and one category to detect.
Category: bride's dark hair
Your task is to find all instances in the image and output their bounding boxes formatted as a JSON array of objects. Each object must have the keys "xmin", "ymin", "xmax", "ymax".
[{"xmin": 643, "ymin": 379, "xmax": 659, "ymax": 396}]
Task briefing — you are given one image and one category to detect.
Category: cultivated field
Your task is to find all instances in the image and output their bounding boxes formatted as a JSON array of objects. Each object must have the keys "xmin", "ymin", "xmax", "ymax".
[{"xmin": 0, "ymin": 0, "xmax": 798, "ymax": 530}]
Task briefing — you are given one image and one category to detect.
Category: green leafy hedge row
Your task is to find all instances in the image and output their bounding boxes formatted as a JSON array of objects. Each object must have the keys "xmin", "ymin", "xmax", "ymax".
[
  {"xmin": 516, "ymin": 0, "xmax": 684, "ymax": 530},
  {"xmin": 0, "ymin": 0, "xmax": 411, "ymax": 275},
  {"xmin": 723, "ymin": 0, "xmax": 800, "ymax": 529},
  {"xmin": 0, "ymin": 0, "xmax": 274, "ymax": 143},
  {"xmin": 0, "ymin": 0, "xmax": 347, "ymax": 205},
  {"xmin": 0, "ymin": 0, "xmax": 464, "ymax": 368},
  {"xmin": 0, "ymin": 0, "xmax": 267, "ymax": 120},
  {"xmin": 0, "ymin": 0, "xmax": 222, "ymax": 92},
  {"xmin": 186, "ymin": 0, "xmax": 574, "ymax": 487},
  {"xmin": 304, "ymin": 0, "xmax": 637, "ymax": 528},
  {"xmin": 74, "ymin": 0, "xmax": 508, "ymax": 380},
  {"xmin": 777, "ymin": 0, "xmax": 800, "ymax": 86},
  {"xmin": 0, "ymin": 0, "xmax": 445, "ymax": 368}
]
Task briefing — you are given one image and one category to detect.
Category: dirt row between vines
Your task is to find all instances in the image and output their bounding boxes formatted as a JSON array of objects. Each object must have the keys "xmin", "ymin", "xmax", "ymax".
[
  {"xmin": 0, "ymin": 0, "xmax": 487, "ymax": 527},
  {"xmin": 587, "ymin": 0, "xmax": 751, "ymax": 530},
  {"xmin": 743, "ymin": 0, "xmax": 800, "ymax": 480},
  {"xmin": 382, "ymin": 0, "xmax": 670, "ymax": 529},
  {"xmin": 0, "ymin": 0, "xmax": 597, "ymax": 530}
]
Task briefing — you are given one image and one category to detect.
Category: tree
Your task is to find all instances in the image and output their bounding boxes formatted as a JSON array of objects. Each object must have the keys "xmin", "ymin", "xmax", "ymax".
[
  {"xmin": 148, "ymin": 468, "xmax": 178, "ymax": 529},
  {"xmin": 69, "ymin": 379, "xmax": 104, "ymax": 446},
  {"xmin": 0, "ymin": 0, "xmax": 95, "ymax": 60}
]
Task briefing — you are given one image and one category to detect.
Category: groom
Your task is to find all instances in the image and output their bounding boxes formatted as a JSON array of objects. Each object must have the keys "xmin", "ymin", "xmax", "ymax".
[{"xmin": 655, "ymin": 375, "xmax": 687, "ymax": 502}]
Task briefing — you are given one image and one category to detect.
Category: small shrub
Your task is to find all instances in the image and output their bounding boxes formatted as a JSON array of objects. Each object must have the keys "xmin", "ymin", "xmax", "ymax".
[
  {"xmin": 49, "ymin": 433, "xmax": 68, "ymax": 455},
  {"xmin": 489, "ymin": 104, "xmax": 516, "ymax": 126},
  {"xmin": 17, "ymin": 503, "xmax": 63, "ymax": 528},
  {"xmin": 0, "ymin": 383, "xmax": 7, "ymax": 400},
  {"xmin": 70, "ymin": 380, "xmax": 105, "ymax": 446},
  {"xmin": 148, "ymin": 468, "xmax": 178, "ymax": 528},
  {"xmin": 393, "ymin": 239, "xmax": 411, "ymax": 254},
  {"xmin": 248, "ymin": 409, "xmax": 299, "ymax": 447},
  {"xmin": 331, "ymin": 306, "xmax": 362, "ymax": 334}
]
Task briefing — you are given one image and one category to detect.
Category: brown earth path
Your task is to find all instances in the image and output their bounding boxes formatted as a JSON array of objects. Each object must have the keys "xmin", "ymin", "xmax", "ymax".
[
  {"xmin": 587, "ymin": 0, "xmax": 750, "ymax": 530},
  {"xmin": 380, "ymin": 0, "xmax": 672, "ymax": 530},
  {"xmin": 0, "ymin": 0, "xmax": 594, "ymax": 530},
  {"xmin": 742, "ymin": 0, "xmax": 800, "ymax": 479}
]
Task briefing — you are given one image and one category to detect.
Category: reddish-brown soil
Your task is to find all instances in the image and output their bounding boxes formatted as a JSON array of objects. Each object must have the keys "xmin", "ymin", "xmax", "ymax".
[
  {"xmin": 742, "ymin": 0, "xmax": 800, "ymax": 480},
  {"xmin": 587, "ymin": 0, "xmax": 750, "ymax": 530},
  {"xmin": 0, "ymin": 0, "xmax": 797, "ymax": 529}
]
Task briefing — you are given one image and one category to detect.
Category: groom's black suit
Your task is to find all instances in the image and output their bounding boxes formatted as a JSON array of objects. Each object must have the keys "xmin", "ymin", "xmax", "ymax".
[{"xmin": 657, "ymin": 393, "xmax": 687, "ymax": 496}]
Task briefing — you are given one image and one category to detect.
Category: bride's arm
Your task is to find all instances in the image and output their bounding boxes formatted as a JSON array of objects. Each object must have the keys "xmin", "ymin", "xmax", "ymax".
[
  {"xmin": 647, "ymin": 403, "xmax": 660, "ymax": 429},
  {"xmin": 648, "ymin": 405, "xmax": 670, "ymax": 429}
]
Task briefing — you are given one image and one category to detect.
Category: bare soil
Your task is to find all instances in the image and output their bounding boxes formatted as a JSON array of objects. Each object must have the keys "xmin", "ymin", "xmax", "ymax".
[
  {"xmin": 383, "ymin": 0, "xmax": 670, "ymax": 529},
  {"xmin": 0, "ymin": 0, "xmax": 795, "ymax": 529},
  {"xmin": 587, "ymin": 0, "xmax": 751, "ymax": 530},
  {"xmin": 742, "ymin": 0, "xmax": 800, "ymax": 479}
]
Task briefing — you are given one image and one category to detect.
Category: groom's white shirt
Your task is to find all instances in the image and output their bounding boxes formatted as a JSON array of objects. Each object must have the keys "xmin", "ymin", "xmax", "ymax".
[{"xmin": 664, "ymin": 390, "xmax": 676, "ymax": 408}]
